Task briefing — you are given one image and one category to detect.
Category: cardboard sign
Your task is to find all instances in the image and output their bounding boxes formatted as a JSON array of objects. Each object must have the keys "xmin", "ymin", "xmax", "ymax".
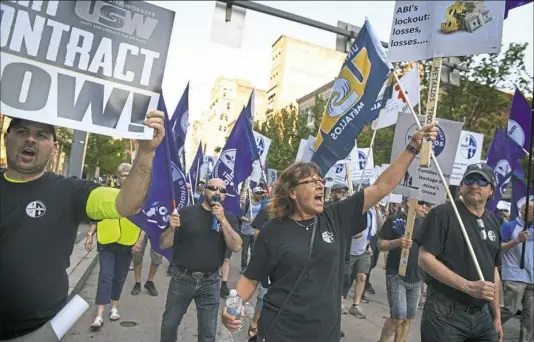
[
  {"xmin": 387, "ymin": 1, "xmax": 505, "ymax": 62},
  {"xmin": 450, "ymin": 130, "xmax": 484, "ymax": 185},
  {"xmin": 390, "ymin": 113, "xmax": 463, "ymax": 204},
  {"xmin": 0, "ymin": 1, "xmax": 174, "ymax": 139}
]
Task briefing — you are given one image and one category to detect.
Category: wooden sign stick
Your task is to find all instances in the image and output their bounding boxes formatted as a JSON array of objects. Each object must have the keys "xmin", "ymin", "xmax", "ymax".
[
  {"xmin": 398, "ymin": 198, "xmax": 418, "ymax": 276},
  {"xmin": 420, "ymin": 57, "xmax": 443, "ymax": 167}
]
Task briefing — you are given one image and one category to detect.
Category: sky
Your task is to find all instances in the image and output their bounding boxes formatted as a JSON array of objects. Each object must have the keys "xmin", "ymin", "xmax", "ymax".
[{"xmin": 149, "ymin": 1, "xmax": 533, "ymax": 149}]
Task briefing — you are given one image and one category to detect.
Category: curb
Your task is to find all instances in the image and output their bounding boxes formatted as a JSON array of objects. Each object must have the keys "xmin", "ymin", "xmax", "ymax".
[{"xmin": 67, "ymin": 239, "xmax": 99, "ymax": 301}]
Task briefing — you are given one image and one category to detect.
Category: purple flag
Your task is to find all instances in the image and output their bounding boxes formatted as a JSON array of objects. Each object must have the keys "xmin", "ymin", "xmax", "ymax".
[
  {"xmin": 511, "ymin": 176, "xmax": 527, "ymax": 220},
  {"xmin": 507, "ymin": 88, "xmax": 532, "ymax": 151},
  {"xmin": 129, "ymin": 95, "xmax": 189, "ymax": 262},
  {"xmin": 505, "ymin": 0, "xmax": 533, "ymax": 19},
  {"xmin": 212, "ymin": 105, "xmax": 258, "ymax": 216},
  {"xmin": 170, "ymin": 83, "xmax": 189, "ymax": 161},
  {"xmin": 486, "ymin": 128, "xmax": 527, "ymax": 211},
  {"xmin": 189, "ymin": 141, "xmax": 204, "ymax": 201}
]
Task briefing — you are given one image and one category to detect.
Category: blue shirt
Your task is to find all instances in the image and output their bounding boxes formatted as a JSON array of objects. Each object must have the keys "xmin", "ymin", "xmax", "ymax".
[
  {"xmin": 241, "ymin": 202, "xmax": 262, "ymax": 236},
  {"xmin": 501, "ymin": 219, "xmax": 534, "ymax": 284}
]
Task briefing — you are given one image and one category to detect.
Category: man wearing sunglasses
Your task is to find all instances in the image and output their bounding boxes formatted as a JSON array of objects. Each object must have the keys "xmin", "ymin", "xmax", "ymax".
[
  {"xmin": 416, "ymin": 163, "xmax": 504, "ymax": 341},
  {"xmin": 159, "ymin": 178, "xmax": 241, "ymax": 342}
]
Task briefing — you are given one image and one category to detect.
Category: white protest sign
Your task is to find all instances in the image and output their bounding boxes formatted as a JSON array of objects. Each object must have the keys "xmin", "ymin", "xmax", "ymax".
[
  {"xmin": 296, "ymin": 138, "xmax": 308, "ymax": 161},
  {"xmin": 325, "ymin": 162, "xmax": 347, "ymax": 188},
  {"xmin": 301, "ymin": 136, "xmax": 316, "ymax": 162},
  {"xmin": 267, "ymin": 168, "xmax": 278, "ymax": 186},
  {"xmin": 387, "ymin": 1, "xmax": 505, "ymax": 62},
  {"xmin": 450, "ymin": 130, "xmax": 484, "ymax": 185},
  {"xmin": 349, "ymin": 148, "xmax": 375, "ymax": 184},
  {"xmin": 0, "ymin": 1, "xmax": 175, "ymax": 139},
  {"xmin": 250, "ymin": 131, "xmax": 272, "ymax": 184},
  {"xmin": 373, "ymin": 65, "xmax": 420, "ymax": 130},
  {"xmin": 390, "ymin": 113, "xmax": 463, "ymax": 204},
  {"xmin": 199, "ymin": 156, "xmax": 217, "ymax": 181}
]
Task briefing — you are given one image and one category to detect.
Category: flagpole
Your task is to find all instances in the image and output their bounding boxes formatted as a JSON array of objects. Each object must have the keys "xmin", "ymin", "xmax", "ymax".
[
  {"xmin": 163, "ymin": 132, "xmax": 177, "ymax": 210},
  {"xmin": 394, "ymin": 72, "xmax": 485, "ymax": 281},
  {"xmin": 519, "ymin": 103, "xmax": 533, "ymax": 269}
]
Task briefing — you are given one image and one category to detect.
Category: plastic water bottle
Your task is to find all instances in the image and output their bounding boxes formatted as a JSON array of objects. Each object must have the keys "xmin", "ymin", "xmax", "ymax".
[{"xmin": 226, "ymin": 289, "xmax": 243, "ymax": 331}]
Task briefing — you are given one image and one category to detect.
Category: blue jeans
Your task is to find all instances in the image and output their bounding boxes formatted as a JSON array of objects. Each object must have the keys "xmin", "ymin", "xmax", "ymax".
[
  {"xmin": 421, "ymin": 288, "xmax": 498, "ymax": 342},
  {"xmin": 160, "ymin": 270, "xmax": 221, "ymax": 342},
  {"xmin": 95, "ymin": 248, "xmax": 132, "ymax": 305},
  {"xmin": 386, "ymin": 274, "xmax": 421, "ymax": 319}
]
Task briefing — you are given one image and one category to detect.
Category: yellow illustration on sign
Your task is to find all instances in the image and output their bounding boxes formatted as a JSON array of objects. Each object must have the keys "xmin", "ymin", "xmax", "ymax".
[{"xmin": 441, "ymin": 1, "xmax": 493, "ymax": 34}]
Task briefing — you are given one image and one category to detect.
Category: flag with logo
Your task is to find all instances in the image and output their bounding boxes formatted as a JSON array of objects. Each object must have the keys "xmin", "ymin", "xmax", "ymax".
[
  {"xmin": 212, "ymin": 106, "xmax": 258, "ymax": 216},
  {"xmin": 510, "ymin": 174, "xmax": 527, "ymax": 220},
  {"xmin": 312, "ymin": 19, "xmax": 393, "ymax": 175},
  {"xmin": 485, "ymin": 128, "xmax": 526, "ymax": 211},
  {"xmin": 129, "ymin": 95, "xmax": 189, "ymax": 261},
  {"xmin": 250, "ymin": 131, "xmax": 272, "ymax": 189},
  {"xmin": 170, "ymin": 83, "xmax": 190, "ymax": 162},
  {"xmin": 507, "ymin": 88, "xmax": 532, "ymax": 152},
  {"xmin": 505, "ymin": 0, "xmax": 533, "ymax": 19},
  {"xmin": 189, "ymin": 141, "xmax": 204, "ymax": 201}
]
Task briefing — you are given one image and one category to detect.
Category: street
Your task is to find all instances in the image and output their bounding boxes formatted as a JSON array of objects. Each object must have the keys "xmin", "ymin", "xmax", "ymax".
[{"xmin": 65, "ymin": 246, "xmax": 522, "ymax": 341}]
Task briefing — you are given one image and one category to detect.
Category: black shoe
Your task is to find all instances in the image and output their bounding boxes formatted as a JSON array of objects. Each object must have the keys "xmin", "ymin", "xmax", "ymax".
[
  {"xmin": 360, "ymin": 295, "xmax": 369, "ymax": 304},
  {"xmin": 131, "ymin": 282, "xmax": 141, "ymax": 295},
  {"xmin": 144, "ymin": 281, "xmax": 158, "ymax": 296},
  {"xmin": 220, "ymin": 282, "xmax": 230, "ymax": 298},
  {"xmin": 340, "ymin": 330, "xmax": 345, "ymax": 338},
  {"xmin": 365, "ymin": 285, "xmax": 375, "ymax": 295}
]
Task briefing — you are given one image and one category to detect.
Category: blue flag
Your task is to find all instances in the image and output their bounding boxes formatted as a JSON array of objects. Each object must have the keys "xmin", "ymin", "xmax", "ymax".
[
  {"xmin": 129, "ymin": 95, "xmax": 189, "ymax": 262},
  {"xmin": 189, "ymin": 141, "xmax": 204, "ymax": 200},
  {"xmin": 486, "ymin": 128, "xmax": 526, "ymax": 211},
  {"xmin": 311, "ymin": 19, "xmax": 393, "ymax": 175},
  {"xmin": 212, "ymin": 106, "xmax": 258, "ymax": 216},
  {"xmin": 170, "ymin": 83, "xmax": 189, "ymax": 161}
]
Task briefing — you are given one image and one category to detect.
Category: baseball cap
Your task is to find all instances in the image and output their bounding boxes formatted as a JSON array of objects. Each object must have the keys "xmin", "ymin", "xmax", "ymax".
[
  {"xmin": 331, "ymin": 183, "xmax": 349, "ymax": 191},
  {"xmin": 462, "ymin": 163, "xmax": 495, "ymax": 186},
  {"xmin": 7, "ymin": 118, "xmax": 56, "ymax": 141},
  {"xmin": 253, "ymin": 186, "xmax": 266, "ymax": 194}
]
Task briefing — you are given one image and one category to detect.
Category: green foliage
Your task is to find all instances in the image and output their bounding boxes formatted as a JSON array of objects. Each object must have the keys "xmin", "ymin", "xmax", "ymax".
[
  {"xmin": 55, "ymin": 127, "xmax": 72, "ymax": 155},
  {"xmin": 84, "ymin": 134, "xmax": 130, "ymax": 176}
]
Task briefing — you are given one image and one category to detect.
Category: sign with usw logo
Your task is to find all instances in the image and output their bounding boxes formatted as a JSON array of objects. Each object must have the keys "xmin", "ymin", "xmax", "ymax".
[
  {"xmin": 0, "ymin": 0, "xmax": 175, "ymax": 139},
  {"xmin": 450, "ymin": 130, "xmax": 484, "ymax": 186},
  {"xmin": 390, "ymin": 113, "xmax": 462, "ymax": 204}
]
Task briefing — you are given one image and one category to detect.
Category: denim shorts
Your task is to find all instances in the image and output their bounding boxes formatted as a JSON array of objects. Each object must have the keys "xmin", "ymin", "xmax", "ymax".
[{"xmin": 386, "ymin": 274, "xmax": 421, "ymax": 319}]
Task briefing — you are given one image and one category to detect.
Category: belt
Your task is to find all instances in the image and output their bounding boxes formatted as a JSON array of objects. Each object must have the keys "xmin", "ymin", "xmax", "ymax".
[{"xmin": 175, "ymin": 266, "xmax": 218, "ymax": 280}]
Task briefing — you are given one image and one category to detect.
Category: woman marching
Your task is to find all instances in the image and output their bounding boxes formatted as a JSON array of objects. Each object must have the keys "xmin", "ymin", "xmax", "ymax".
[{"xmin": 222, "ymin": 123, "xmax": 438, "ymax": 341}]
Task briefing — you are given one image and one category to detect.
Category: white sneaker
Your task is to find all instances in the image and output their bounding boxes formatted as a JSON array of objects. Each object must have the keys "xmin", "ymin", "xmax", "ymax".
[
  {"xmin": 109, "ymin": 308, "xmax": 120, "ymax": 321},
  {"xmin": 90, "ymin": 316, "xmax": 104, "ymax": 330}
]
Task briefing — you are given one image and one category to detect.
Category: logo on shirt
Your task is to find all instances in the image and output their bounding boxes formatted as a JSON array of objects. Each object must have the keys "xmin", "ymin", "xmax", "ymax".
[
  {"xmin": 26, "ymin": 201, "xmax": 46, "ymax": 218},
  {"xmin": 488, "ymin": 230, "xmax": 497, "ymax": 242},
  {"xmin": 322, "ymin": 231, "xmax": 335, "ymax": 243}
]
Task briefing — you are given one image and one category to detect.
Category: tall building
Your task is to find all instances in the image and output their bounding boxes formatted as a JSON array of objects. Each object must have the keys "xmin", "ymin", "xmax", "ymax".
[
  {"xmin": 190, "ymin": 77, "xmax": 267, "ymax": 160},
  {"xmin": 267, "ymin": 35, "xmax": 346, "ymax": 114}
]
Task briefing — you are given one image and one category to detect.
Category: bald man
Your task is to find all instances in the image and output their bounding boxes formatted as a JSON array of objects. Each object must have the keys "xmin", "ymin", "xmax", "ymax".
[{"xmin": 159, "ymin": 178, "xmax": 241, "ymax": 342}]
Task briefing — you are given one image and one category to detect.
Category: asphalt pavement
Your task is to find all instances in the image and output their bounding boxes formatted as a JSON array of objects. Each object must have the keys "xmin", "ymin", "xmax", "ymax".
[{"xmin": 64, "ymin": 245, "xmax": 522, "ymax": 341}]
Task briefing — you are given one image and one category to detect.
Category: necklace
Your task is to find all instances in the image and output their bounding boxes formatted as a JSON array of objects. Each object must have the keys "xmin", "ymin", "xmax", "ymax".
[{"xmin": 292, "ymin": 218, "xmax": 314, "ymax": 230}]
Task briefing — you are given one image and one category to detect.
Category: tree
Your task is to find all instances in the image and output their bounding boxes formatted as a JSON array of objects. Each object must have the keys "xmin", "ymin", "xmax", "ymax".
[{"xmin": 83, "ymin": 134, "xmax": 130, "ymax": 178}]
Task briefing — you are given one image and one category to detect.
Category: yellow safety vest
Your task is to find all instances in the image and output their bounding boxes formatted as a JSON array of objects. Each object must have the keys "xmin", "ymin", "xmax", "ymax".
[{"xmin": 96, "ymin": 218, "xmax": 141, "ymax": 246}]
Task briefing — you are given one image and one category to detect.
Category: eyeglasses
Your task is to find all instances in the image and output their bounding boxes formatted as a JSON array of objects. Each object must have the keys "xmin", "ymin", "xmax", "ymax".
[
  {"xmin": 206, "ymin": 185, "xmax": 227, "ymax": 194},
  {"xmin": 295, "ymin": 178, "xmax": 326, "ymax": 188},
  {"xmin": 463, "ymin": 177, "xmax": 489, "ymax": 187}
]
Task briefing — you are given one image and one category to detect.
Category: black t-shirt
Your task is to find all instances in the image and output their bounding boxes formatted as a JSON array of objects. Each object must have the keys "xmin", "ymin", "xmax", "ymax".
[
  {"xmin": 251, "ymin": 208, "xmax": 269, "ymax": 231},
  {"xmin": 379, "ymin": 213, "xmax": 423, "ymax": 282},
  {"xmin": 244, "ymin": 191, "xmax": 367, "ymax": 342},
  {"xmin": 414, "ymin": 200, "xmax": 502, "ymax": 307},
  {"xmin": 173, "ymin": 204, "xmax": 238, "ymax": 273},
  {"xmin": 0, "ymin": 172, "xmax": 100, "ymax": 339}
]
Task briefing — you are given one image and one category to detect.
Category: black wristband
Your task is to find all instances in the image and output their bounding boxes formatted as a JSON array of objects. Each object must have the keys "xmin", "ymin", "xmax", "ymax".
[{"xmin": 406, "ymin": 144, "xmax": 420, "ymax": 155}]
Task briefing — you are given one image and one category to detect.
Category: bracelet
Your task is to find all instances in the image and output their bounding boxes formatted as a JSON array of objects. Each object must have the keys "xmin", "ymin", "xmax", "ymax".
[{"xmin": 406, "ymin": 143, "xmax": 420, "ymax": 155}]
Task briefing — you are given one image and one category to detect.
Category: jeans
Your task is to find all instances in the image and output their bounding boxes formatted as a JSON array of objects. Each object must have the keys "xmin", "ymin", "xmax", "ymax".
[
  {"xmin": 386, "ymin": 274, "xmax": 421, "ymax": 319},
  {"xmin": 501, "ymin": 280, "xmax": 534, "ymax": 342},
  {"xmin": 95, "ymin": 249, "xmax": 132, "ymax": 305},
  {"xmin": 241, "ymin": 234, "xmax": 255, "ymax": 267},
  {"xmin": 421, "ymin": 288, "xmax": 498, "ymax": 342},
  {"xmin": 160, "ymin": 269, "xmax": 221, "ymax": 342}
]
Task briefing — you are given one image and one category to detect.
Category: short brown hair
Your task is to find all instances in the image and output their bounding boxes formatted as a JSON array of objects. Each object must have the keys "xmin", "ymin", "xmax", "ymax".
[{"xmin": 267, "ymin": 162, "xmax": 321, "ymax": 219}]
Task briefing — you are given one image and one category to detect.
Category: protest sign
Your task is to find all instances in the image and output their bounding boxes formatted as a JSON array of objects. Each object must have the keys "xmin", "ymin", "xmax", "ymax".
[
  {"xmin": 450, "ymin": 130, "xmax": 484, "ymax": 185},
  {"xmin": 349, "ymin": 148, "xmax": 375, "ymax": 183},
  {"xmin": 391, "ymin": 113, "xmax": 462, "ymax": 204},
  {"xmin": 250, "ymin": 131, "xmax": 272, "ymax": 185},
  {"xmin": 295, "ymin": 138, "xmax": 308, "ymax": 162},
  {"xmin": 300, "ymin": 136, "xmax": 316, "ymax": 162},
  {"xmin": 0, "ymin": 1, "xmax": 174, "ymax": 139},
  {"xmin": 387, "ymin": 1, "xmax": 505, "ymax": 62},
  {"xmin": 267, "ymin": 168, "xmax": 278, "ymax": 187}
]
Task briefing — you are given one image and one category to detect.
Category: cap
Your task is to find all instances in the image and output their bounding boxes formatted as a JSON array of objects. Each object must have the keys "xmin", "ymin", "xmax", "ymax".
[
  {"xmin": 331, "ymin": 183, "xmax": 349, "ymax": 191},
  {"xmin": 462, "ymin": 163, "xmax": 495, "ymax": 186},
  {"xmin": 7, "ymin": 118, "xmax": 56, "ymax": 141},
  {"xmin": 253, "ymin": 186, "xmax": 266, "ymax": 194}
]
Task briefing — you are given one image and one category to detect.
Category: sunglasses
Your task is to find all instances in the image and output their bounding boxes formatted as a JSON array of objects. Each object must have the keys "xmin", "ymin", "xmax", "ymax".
[
  {"xmin": 418, "ymin": 201, "xmax": 431, "ymax": 206},
  {"xmin": 463, "ymin": 177, "xmax": 489, "ymax": 187},
  {"xmin": 205, "ymin": 185, "xmax": 227, "ymax": 194}
]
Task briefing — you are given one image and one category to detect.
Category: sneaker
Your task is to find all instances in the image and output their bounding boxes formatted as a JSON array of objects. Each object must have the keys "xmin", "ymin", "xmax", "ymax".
[
  {"xmin": 109, "ymin": 308, "xmax": 120, "ymax": 321},
  {"xmin": 341, "ymin": 302, "xmax": 349, "ymax": 315},
  {"xmin": 365, "ymin": 284, "xmax": 376, "ymax": 295},
  {"xmin": 360, "ymin": 295, "xmax": 369, "ymax": 304},
  {"xmin": 90, "ymin": 316, "xmax": 104, "ymax": 330},
  {"xmin": 240, "ymin": 265, "xmax": 247, "ymax": 274},
  {"xmin": 349, "ymin": 304, "xmax": 366, "ymax": 319},
  {"xmin": 131, "ymin": 282, "xmax": 141, "ymax": 295},
  {"xmin": 129, "ymin": 263, "xmax": 134, "ymax": 271},
  {"xmin": 144, "ymin": 281, "xmax": 158, "ymax": 296},
  {"xmin": 220, "ymin": 282, "xmax": 230, "ymax": 298}
]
